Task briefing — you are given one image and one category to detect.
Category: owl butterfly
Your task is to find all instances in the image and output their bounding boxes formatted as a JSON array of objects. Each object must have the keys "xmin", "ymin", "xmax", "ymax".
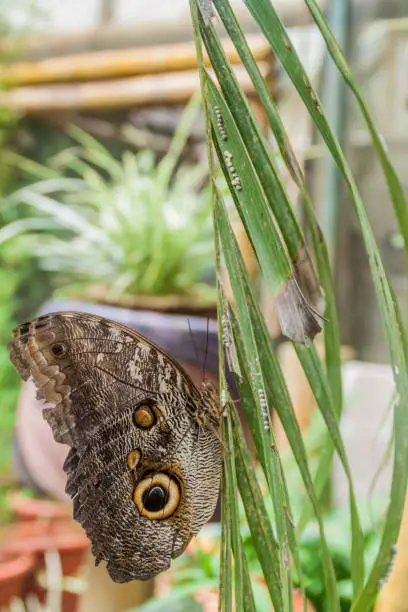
[{"xmin": 8, "ymin": 312, "xmax": 222, "ymax": 582}]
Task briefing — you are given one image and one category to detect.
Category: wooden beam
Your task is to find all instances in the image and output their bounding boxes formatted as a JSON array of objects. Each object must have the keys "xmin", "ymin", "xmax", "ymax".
[
  {"xmin": 0, "ymin": 0, "xmax": 325, "ymax": 60},
  {"xmin": 2, "ymin": 36, "xmax": 272, "ymax": 86},
  {"xmin": 0, "ymin": 63, "xmax": 274, "ymax": 113}
]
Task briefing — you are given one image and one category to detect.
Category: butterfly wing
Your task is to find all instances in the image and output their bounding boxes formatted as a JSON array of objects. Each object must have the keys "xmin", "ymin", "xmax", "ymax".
[
  {"xmin": 8, "ymin": 311, "xmax": 221, "ymax": 582},
  {"xmin": 8, "ymin": 311, "xmax": 198, "ymax": 447}
]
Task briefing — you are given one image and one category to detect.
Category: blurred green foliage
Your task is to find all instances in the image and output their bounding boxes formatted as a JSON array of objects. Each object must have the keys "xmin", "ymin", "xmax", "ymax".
[
  {"xmin": 0, "ymin": 1, "xmax": 51, "ymax": 504},
  {"xmin": 0, "ymin": 263, "xmax": 20, "ymax": 474},
  {"xmin": 0, "ymin": 102, "xmax": 215, "ymax": 300}
]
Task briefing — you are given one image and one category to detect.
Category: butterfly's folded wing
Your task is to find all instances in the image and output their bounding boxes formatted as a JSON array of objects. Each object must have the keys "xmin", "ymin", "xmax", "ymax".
[{"xmin": 8, "ymin": 311, "xmax": 222, "ymax": 582}]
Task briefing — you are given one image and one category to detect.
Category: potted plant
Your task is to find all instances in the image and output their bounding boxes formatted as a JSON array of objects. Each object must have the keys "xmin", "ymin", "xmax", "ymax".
[
  {"xmin": 0, "ymin": 485, "xmax": 88, "ymax": 611},
  {"xmin": 0, "ymin": 484, "xmax": 89, "ymax": 611},
  {"xmin": 3, "ymin": 97, "xmax": 214, "ymax": 309},
  {"xmin": 2, "ymin": 96, "xmax": 218, "ymax": 378}
]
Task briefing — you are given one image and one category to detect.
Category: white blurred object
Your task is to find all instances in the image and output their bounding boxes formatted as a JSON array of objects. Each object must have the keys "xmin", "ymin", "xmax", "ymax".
[
  {"xmin": 352, "ymin": 19, "xmax": 408, "ymax": 144},
  {"xmin": 333, "ymin": 361, "xmax": 395, "ymax": 505},
  {"xmin": 15, "ymin": 379, "xmax": 69, "ymax": 501},
  {"xmin": 9, "ymin": 0, "xmax": 326, "ymax": 34}
]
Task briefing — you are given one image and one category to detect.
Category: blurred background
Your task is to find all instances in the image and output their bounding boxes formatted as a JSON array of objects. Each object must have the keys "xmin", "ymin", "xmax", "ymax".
[{"xmin": 0, "ymin": 0, "xmax": 407, "ymax": 611}]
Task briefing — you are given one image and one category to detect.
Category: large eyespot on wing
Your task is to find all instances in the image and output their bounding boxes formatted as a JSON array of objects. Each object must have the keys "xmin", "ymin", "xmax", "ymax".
[
  {"xmin": 133, "ymin": 473, "xmax": 181, "ymax": 520},
  {"xmin": 64, "ymin": 418, "xmax": 195, "ymax": 582}
]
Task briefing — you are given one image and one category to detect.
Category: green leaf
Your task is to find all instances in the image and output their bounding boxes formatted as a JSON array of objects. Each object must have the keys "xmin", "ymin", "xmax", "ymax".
[
  {"xmin": 304, "ymin": 0, "xmax": 408, "ymax": 269},
  {"xmin": 230, "ymin": 402, "xmax": 282, "ymax": 610},
  {"xmin": 205, "ymin": 75, "xmax": 290, "ymax": 295},
  {"xmin": 295, "ymin": 343, "xmax": 365, "ymax": 595},
  {"xmin": 214, "ymin": 188, "xmax": 339, "ymax": 609},
  {"xmin": 188, "ymin": 2, "xmax": 408, "ymax": 610},
  {"xmin": 224, "ymin": 412, "xmax": 257, "ymax": 612},
  {"xmin": 212, "ymin": 0, "xmax": 342, "ymax": 408}
]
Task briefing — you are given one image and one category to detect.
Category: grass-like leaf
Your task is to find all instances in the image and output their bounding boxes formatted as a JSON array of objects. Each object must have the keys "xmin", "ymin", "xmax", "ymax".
[
  {"xmin": 214, "ymin": 187, "xmax": 339, "ymax": 609},
  {"xmin": 304, "ymin": 0, "xmax": 408, "ymax": 268},
  {"xmin": 189, "ymin": 1, "xmax": 408, "ymax": 610},
  {"xmin": 212, "ymin": 0, "xmax": 343, "ymax": 542}
]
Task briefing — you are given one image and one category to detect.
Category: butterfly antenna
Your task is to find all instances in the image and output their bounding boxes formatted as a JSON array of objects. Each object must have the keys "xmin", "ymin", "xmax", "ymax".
[
  {"xmin": 187, "ymin": 318, "xmax": 200, "ymax": 365},
  {"xmin": 202, "ymin": 317, "xmax": 210, "ymax": 381}
]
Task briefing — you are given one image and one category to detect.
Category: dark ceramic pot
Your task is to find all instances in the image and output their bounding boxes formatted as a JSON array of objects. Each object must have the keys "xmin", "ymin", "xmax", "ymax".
[{"xmin": 40, "ymin": 299, "xmax": 219, "ymax": 376}]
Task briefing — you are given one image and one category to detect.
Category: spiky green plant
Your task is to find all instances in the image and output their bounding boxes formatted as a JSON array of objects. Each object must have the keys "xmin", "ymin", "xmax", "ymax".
[{"xmin": 0, "ymin": 96, "xmax": 215, "ymax": 300}]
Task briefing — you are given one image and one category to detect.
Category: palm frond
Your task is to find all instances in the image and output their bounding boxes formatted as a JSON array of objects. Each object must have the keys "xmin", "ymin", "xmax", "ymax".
[{"xmin": 189, "ymin": 1, "xmax": 408, "ymax": 610}]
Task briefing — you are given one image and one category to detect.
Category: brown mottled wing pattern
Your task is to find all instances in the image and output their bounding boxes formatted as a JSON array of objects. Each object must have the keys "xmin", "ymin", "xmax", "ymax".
[{"xmin": 8, "ymin": 312, "xmax": 221, "ymax": 582}]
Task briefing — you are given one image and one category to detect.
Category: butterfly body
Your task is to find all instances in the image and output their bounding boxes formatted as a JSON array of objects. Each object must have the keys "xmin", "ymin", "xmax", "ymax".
[{"xmin": 8, "ymin": 312, "xmax": 221, "ymax": 582}]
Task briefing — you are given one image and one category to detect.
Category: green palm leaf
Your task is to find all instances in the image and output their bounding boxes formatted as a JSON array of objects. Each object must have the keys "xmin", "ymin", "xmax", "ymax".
[{"xmin": 189, "ymin": 1, "xmax": 408, "ymax": 610}]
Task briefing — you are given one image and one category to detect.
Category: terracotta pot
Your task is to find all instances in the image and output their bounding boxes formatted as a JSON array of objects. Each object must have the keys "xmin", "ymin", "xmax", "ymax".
[
  {"xmin": 254, "ymin": 577, "xmax": 316, "ymax": 612},
  {"xmin": 292, "ymin": 588, "xmax": 316, "ymax": 611},
  {"xmin": 1, "ymin": 520, "xmax": 89, "ymax": 612},
  {"xmin": 0, "ymin": 549, "xmax": 36, "ymax": 607},
  {"xmin": 193, "ymin": 587, "xmax": 218, "ymax": 611},
  {"xmin": 191, "ymin": 586, "xmax": 315, "ymax": 612},
  {"xmin": 9, "ymin": 491, "xmax": 72, "ymax": 522}
]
